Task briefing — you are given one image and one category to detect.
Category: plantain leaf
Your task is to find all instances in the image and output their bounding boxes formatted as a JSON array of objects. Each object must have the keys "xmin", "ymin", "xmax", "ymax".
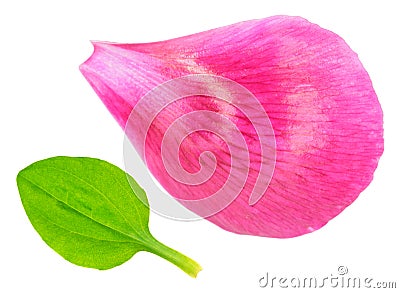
[{"xmin": 16, "ymin": 156, "xmax": 201, "ymax": 277}]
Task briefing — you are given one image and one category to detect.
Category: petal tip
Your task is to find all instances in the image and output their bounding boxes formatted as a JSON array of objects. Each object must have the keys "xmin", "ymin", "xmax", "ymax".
[{"xmin": 79, "ymin": 40, "xmax": 111, "ymax": 73}]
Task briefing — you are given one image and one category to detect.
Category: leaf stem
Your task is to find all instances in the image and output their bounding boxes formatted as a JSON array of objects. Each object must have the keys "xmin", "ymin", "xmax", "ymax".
[{"xmin": 145, "ymin": 238, "xmax": 202, "ymax": 278}]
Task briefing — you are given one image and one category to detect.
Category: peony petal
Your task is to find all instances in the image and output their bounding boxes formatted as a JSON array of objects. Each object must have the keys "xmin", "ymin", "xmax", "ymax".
[{"xmin": 80, "ymin": 16, "xmax": 383, "ymax": 238}]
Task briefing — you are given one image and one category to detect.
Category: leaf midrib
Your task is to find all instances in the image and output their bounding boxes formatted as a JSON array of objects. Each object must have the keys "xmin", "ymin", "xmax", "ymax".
[
  {"xmin": 47, "ymin": 166, "xmax": 144, "ymax": 236},
  {"xmin": 31, "ymin": 204, "xmax": 138, "ymax": 244},
  {"xmin": 19, "ymin": 174, "xmax": 149, "ymax": 245}
]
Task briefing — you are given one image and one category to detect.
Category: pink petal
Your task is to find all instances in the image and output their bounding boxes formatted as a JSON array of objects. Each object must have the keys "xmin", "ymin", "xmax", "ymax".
[{"xmin": 80, "ymin": 16, "xmax": 383, "ymax": 238}]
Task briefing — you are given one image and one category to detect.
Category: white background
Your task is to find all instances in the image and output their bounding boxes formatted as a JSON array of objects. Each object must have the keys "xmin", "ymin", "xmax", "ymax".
[{"xmin": 1, "ymin": 0, "xmax": 399, "ymax": 292}]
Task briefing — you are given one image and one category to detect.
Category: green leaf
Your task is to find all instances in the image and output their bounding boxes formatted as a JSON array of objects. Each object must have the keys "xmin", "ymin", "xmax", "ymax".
[{"xmin": 16, "ymin": 156, "xmax": 201, "ymax": 277}]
